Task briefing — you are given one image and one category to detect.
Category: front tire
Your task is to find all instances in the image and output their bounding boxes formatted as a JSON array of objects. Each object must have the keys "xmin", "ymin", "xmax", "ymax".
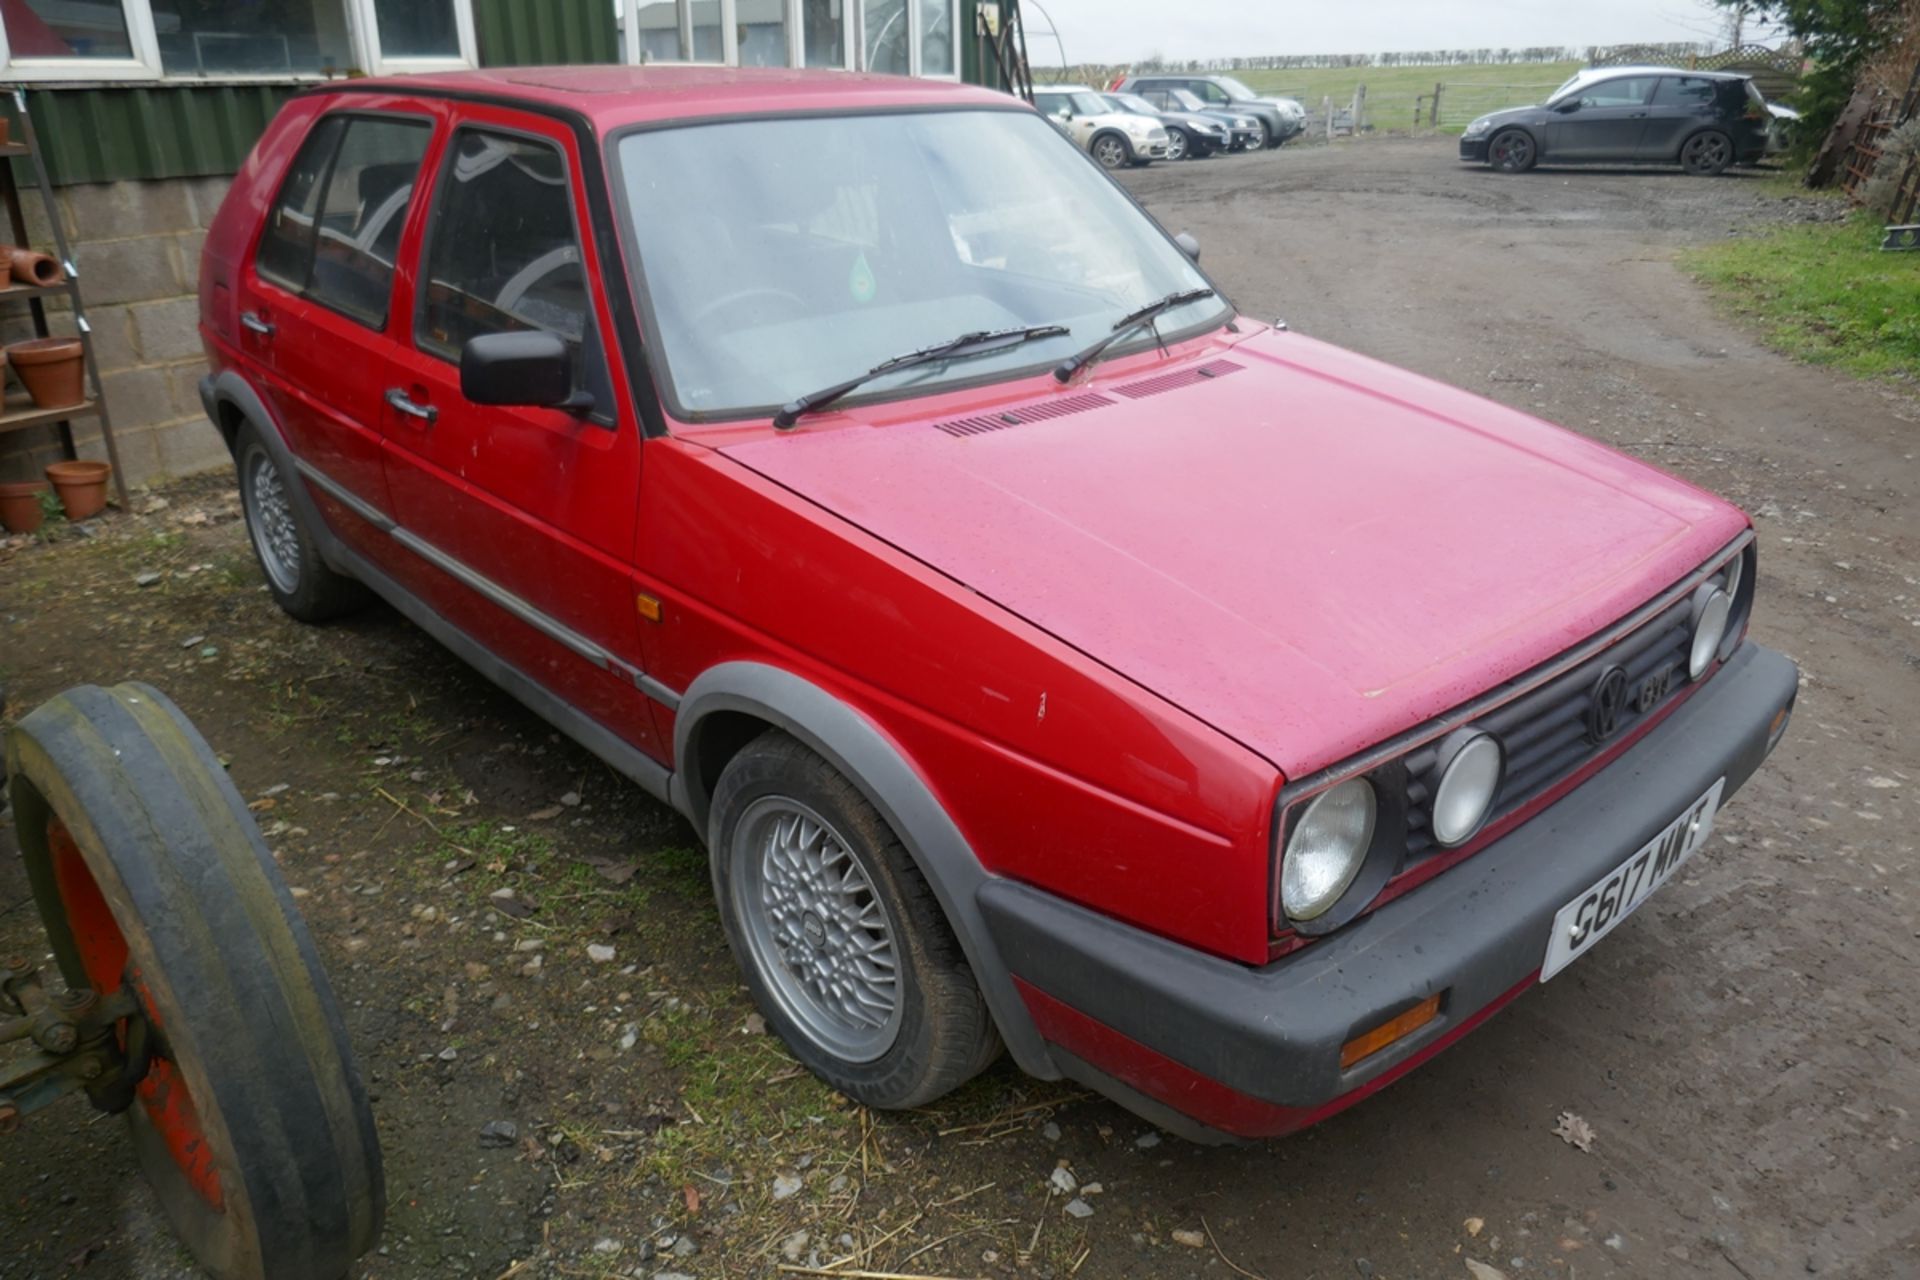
[
  {"xmin": 1488, "ymin": 128, "xmax": 1537, "ymax": 173},
  {"xmin": 710, "ymin": 732, "xmax": 1001, "ymax": 1109},
  {"xmin": 1090, "ymin": 132, "xmax": 1130, "ymax": 170},
  {"xmin": 1680, "ymin": 129, "xmax": 1733, "ymax": 176},
  {"xmin": 1165, "ymin": 128, "xmax": 1190, "ymax": 161},
  {"xmin": 234, "ymin": 421, "xmax": 368, "ymax": 623}
]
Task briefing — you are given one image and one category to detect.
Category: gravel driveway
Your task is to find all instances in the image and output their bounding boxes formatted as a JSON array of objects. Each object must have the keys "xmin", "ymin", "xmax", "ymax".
[{"xmin": 2, "ymin": 137, "xmax": 1914, "ymax": 1280}]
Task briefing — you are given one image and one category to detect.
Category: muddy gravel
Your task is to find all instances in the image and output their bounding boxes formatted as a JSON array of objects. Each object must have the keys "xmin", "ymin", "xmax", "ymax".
[{"xmin": 2, "ymin": 137, "xmax": 1916, "ymax": 1280}]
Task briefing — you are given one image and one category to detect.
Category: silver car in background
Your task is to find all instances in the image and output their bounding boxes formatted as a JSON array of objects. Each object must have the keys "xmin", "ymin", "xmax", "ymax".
[{"xmin": 1034, "ymin": 86, "xmax": 1171, "ymax": 168}]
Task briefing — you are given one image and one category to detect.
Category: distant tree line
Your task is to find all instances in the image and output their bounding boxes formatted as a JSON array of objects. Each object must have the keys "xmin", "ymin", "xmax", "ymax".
[{"xmin": 1129, "ymin": 43, "xmax": 1719, "ymax": 72}]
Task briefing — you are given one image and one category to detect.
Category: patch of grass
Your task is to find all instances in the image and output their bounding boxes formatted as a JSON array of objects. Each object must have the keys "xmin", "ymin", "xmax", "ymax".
[
  {"xmin": 1684, "ymin": 215, "xmax": 1920, "ymax": 384},
  {"xmin": 1238, "ymin": 60, "xmax": 1580, "ymax": 129}
]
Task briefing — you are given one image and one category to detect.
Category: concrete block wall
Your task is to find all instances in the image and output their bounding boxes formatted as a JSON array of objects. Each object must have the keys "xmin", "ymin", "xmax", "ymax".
[{"xmin": 0, "ymin": 175, "xmax": 231, "ymax": 489}]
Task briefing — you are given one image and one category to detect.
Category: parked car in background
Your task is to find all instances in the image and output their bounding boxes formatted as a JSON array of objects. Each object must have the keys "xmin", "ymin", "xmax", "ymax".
[
  {"xmin": 1034, "ymin": 86, "xmax": 1169, "ymax": 168},
  {"xmin": 1460, "ymin": 67, "xmax": 1770, "ymax": 176},
  {"xmin": 1135, "ymin": 85, "xmax": 1263, "ymax": 151},
  {"xmin": 202, "ymin": 66, "xmax": 1798, "ymax": 1144},
  {"xmin": 1117, "ymin": 73, "xmax": 1306, "ymax": 149},
  {"xmin": 1100, "ymin": 91, "xmax": 1231, "ymax": 160}
]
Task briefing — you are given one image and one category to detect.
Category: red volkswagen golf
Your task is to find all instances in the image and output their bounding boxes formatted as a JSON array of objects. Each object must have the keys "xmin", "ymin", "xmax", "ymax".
[{"xmin": 198, "ymin": 67, "xmax": 1798, "ymax": 1142}]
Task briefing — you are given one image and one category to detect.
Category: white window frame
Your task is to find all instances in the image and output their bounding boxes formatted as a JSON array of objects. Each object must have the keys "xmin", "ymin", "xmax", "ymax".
[
  {"xmin": 0, "ymin": 0, "xmax": 477, "ymax": 82},
  {"xmin": 852, "ymin": 0, "xmax": 959, "ymax": 80},
  {"xmin": 620, "ymin": 0, "xmax": 731, "ymax": 67},
  {"xmin": 787, "ymin": 0, "xmax": 850, "ymax": 71},
  {"xmin": 616, "ymin": 0, "xmax": 955, "ymax": 78}
]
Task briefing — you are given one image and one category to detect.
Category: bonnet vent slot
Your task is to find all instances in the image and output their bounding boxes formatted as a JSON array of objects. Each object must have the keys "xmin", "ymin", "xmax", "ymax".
[
  {"xmin": 933, "ymin": 392, "xmax": 1115, "ymax": 438},
  {"xmin": 1115, "ymin": 359, "xmax": 1244, "ymax": 400}
]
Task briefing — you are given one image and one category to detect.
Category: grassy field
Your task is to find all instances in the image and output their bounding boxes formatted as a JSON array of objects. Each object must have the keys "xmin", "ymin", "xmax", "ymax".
[
  {"xmin": 1238, "ymin": 60, "xmax": 1581, "ymax": 129},
  {"xmin": 1684, "ymin": 216, "xmax": 1920, "ymax": 384}
]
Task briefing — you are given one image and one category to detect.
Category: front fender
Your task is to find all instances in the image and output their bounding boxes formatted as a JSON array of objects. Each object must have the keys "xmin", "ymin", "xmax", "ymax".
[{"xmin": 672, "ymin": 660, "xmax": 1057, "ymax": 1078}]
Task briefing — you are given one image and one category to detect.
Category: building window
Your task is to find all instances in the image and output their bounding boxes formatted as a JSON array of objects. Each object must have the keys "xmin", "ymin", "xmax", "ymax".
[
  {"xmin": 618, "ymin": 0, "xmax": 954, "ymax": 76},
  {"xmin": 797, "ymin": 0, "xmax": 844, "ymax": 68},
  {"xmin": 0, "ymin": 0, "xmax": 478, "ymax": 80}
]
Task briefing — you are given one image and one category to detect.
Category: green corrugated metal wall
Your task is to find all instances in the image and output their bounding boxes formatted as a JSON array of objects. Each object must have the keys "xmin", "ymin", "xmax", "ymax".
[
  {"xmin": 6, "ymin": 83, "xmax": 297, "ymax": 186},
  {"xmin": 474, "ymin": 0, "xmax": 619, "ymax": 67}
]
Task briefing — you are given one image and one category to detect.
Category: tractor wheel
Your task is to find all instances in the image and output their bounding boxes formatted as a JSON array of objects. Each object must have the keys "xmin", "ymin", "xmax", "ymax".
[{"xmin": 5, "ymin": 683, "xmax": 383, "ymax": 1280}]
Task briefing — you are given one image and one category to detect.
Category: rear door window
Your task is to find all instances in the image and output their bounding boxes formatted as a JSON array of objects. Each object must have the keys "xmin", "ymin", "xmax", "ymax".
[
  {"xmin": 1653, "ymin": 77, "xmax": 1718, "ymax": 108},
  {"xmin": 255, "ymin": 113, "xmax": 433, "ymax": 329}
]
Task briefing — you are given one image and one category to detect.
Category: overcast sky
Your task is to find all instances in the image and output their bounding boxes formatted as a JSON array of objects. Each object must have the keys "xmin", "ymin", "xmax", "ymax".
[{"xmin": 1020, "ymin": 0, "xmax": 1783, "ymax": 66}]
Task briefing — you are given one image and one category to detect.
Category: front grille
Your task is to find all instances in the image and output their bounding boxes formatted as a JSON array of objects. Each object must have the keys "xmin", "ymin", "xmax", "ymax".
[{"xmin": 1398, "ymin": 552, "xmax": 1744, "ymax": 864}]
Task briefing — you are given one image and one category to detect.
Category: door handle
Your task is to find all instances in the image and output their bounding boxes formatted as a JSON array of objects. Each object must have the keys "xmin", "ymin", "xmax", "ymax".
[
  {"xmin": 239, "ymin": 310, "xmax": 275, "ymax": 337},
  {"xmin": 385, "ymin": 388, "xmax": 438, "ymax": 426}
]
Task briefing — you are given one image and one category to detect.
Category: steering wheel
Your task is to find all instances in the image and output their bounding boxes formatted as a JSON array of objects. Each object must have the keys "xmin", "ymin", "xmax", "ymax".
[
  {"xmin": 693, "ymin": 287, "xmax": 811, "ymax": 329},
  {"xmin": 494, "ymin": 246, "xmax": 583, "ymax": 315}
]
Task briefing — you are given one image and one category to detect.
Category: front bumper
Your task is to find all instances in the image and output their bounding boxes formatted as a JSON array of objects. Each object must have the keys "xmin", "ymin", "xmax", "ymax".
[
  {"xmin": 980, "ymin": 641, "xmax": 1798, "ymax": 1141},
  {"xmin": 1459, "ymin": 136, "xmax": 1492, "ymax": 162}
]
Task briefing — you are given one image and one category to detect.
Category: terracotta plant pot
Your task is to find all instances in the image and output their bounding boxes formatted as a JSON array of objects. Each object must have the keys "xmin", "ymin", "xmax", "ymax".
[
  {"xmin": 9, "ymin": 247, "xmax": 61, "ymax": 286},
  {"xmin": 7, "ymin": 336, "xmax": 84, "ymax": 408},
  {"xmin": 0, "ymin": 479, "xmax": 48, "ymax": 533},
  {"xmin": 45, "ymin": 460, "xmax": 110, "ymax": 521}
]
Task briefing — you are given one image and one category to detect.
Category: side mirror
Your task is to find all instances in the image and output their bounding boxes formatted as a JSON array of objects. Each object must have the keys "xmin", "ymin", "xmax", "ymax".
[
  {"xmin": 1175, "ymin": 232, "xmax": 1201, "ymax": 263},
  {"xmin": 460, "ymin": 330, "xmax": 578, "ymax": 409},
  {"xmin": 1553, "ymin": 99, "xmax": 1580, "ymax": 113}
]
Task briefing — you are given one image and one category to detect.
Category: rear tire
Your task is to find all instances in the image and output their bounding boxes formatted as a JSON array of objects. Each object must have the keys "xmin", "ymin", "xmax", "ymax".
[
  {"xmin": 1680, "ymin": 129, "xmax": 1734, "ymax": 176},
  {"xmin": 1488, "ymin": 128, "xmax": 1537, "ymax": 173},
  {"xmin": 6, "ymin": 683, "xmax": 384, "ymax": 1280},
  {"xmin": 710, "ymin": 732, "xmax": 1001, "ymax": 1110},
  {"xmin": 234, "ymin": 421, "xmax": 369, "ymax": 624}
]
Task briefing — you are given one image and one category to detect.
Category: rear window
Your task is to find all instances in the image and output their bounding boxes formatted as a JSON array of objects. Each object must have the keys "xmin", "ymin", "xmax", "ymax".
[{"xmin": 256, "ymin": 112, "xmax": 433, "ymax": 329}]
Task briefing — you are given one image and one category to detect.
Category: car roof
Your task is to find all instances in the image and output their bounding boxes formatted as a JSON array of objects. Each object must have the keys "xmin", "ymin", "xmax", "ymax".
[
  {"xmin": 1036, "ymin": 84, "xmax": 1096, "ymax": 94},
  {"xmin": 322, "ymin": 65, "xmax": 1019, "ymax": 130},
  {"xmin": 1565, "ymin": 64, "xmax": 1749, "ymax": 86}
]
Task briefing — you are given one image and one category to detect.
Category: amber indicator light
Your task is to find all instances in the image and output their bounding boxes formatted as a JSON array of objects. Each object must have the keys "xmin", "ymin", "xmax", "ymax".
[
  {"xmin": 1340, "ymin": 992, "xmax": 1443, "ymax": 1070},
  {"xmin": 636, "ymin": 594, "xmax": 663, "ymax": 623}
]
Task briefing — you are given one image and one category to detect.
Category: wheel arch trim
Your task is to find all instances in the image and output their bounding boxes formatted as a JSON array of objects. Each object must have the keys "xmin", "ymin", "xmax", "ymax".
[{"xmin": 672, "ymin": 660, "xmax": 1057, "ymax": 1077}]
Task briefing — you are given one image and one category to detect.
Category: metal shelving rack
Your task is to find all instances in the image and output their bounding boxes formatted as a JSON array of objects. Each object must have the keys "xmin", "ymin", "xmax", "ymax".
[{"xmin": 0, "ymin": 87, "xmax": 129, "ymax": 510}]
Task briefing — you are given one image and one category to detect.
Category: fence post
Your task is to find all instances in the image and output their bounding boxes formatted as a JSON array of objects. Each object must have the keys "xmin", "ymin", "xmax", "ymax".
[
  {"xmin": 1431, "ymin": 82, "xmax": 1443, "ymax": 126},
  {"xmin": 1352, "ymin": 83, "xmax": 1366, "ymax": 132},
  {"xmin": 1323, "ymin": 94, "xmax": 1332, "ymax": 142}
]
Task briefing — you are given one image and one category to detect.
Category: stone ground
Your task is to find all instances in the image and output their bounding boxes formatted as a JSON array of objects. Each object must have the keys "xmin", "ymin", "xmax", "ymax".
[{"xmin": 0, "ymin": 137, "xmax": 1915, "ymax": 1280}]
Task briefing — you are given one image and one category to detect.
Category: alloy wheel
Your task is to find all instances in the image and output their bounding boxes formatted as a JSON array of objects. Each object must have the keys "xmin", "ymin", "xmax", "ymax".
[
  {"xmin": 1166, "ymin": 130, "xmax": 1189, "ymax": 161},
  {"xmin": 732, "ymin": 797, "xmax": 903, "ymax": 1063},
  {"xmin": 241, "ymin": 445, "xmax": 301, "ymax": 595},
  {"xmin": 1683, "ymin": 132, "xmax": 1731, "ymax": 175},
  {"xmin": 1093, "ymin": 136, "xmax": 1126, "ymax": 168}
]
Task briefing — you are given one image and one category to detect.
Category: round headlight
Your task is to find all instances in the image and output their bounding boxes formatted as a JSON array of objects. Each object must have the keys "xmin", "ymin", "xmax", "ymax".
[
  {"xmin": 1431, "ymin": 730, "xmax": 1504, "ymax": 847},
  {"xmin": 1689, "ymin": 585, "xmax": 1732, "ymax": 679},
  {"xmin": 1282, "ymin": 778, "xmax": 1377, "ymax": 921}
]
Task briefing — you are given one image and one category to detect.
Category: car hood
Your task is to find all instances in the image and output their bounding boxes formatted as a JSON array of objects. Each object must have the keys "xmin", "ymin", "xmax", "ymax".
[
  {"xmin": 717, "ymin": 330, "xmax": 1747, "ymax": 778},
  {"xmin": 1475, "ymin": 103, "xmax": 1546, "ymax": 128},
  {"xmin": 1161, "ymin": 109, "xmax": 1227, "ymax": 131}
]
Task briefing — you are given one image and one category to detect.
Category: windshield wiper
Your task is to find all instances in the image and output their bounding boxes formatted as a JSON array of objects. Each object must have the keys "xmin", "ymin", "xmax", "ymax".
[
  {"xmin": 1052, "ymin": 288, "xmax": 1217, "ymax": 383},
  {"xmin": 773, "ymin": 324, "xmax": 1069, "ymax": 429}
]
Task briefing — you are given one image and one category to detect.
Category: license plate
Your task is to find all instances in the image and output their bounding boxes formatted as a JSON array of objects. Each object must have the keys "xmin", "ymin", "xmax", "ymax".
[{"xmin": 1540, "ymin": 778, "xmax": 1725, "ymax": 981}]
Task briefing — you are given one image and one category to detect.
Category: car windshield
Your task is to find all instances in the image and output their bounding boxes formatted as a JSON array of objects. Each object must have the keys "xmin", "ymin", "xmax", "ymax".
[
  {"xmin": 1547, "ymin": 72, "xmax": 1599, "ymax": 105},
  {"xmin": 1169, "ymin": 88, "xmax": 1211, "ymax": 113},
  {"xmin": 613, "ymin": 110, "xmax": 1226, "ymax": 421},
  {"xmin": 1110, "ymin": 93, "xmax": 1158, "ymax": 115},
  {"xmin": 1217, "ymin": 76, "xmax": 1259, "ymax": 101}
]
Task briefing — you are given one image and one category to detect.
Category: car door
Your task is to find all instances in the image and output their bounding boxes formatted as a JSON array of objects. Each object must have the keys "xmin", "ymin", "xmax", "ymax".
[
  {"xmin": 241, "ymin": 109, "xmax": 434, "ymax": 571},
  {"xmin": 377, "ymin": 108, "xmax": 669, "ymax": 761},
  {"xmin": 1545, "ymin": 76, "xmax": 1657, "ymax": 161},
  {"xmin": 1641, "ymin": 76, "xmax": 1720, "ymax": 159}
]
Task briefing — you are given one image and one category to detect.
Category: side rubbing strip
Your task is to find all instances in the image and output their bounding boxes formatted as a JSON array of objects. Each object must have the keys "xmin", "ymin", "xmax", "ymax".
[
  {"xmin": 295, "ymin": 460, "xmax": 394, "ymax": 533},
  {"xmin": 289, "ymin": 459, "xmax": 684, "ymax": 709}
]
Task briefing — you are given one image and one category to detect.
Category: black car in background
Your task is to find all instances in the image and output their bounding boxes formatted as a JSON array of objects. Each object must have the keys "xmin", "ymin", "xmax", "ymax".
[
  {"xmin": 1460, "ymin": 67, "xmax": 1772, "ymax": 176},
  {"xmin": 1115, "ymin": 73, "xmax": 1307, "ymax": 149},
  {"xmin": 1133, "ymin": 85, "xmax": 1263, "ymax": 151},
  {"xmin": 1100, "ymin": 91, "xmax": 1232, "ymax": 159}
]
